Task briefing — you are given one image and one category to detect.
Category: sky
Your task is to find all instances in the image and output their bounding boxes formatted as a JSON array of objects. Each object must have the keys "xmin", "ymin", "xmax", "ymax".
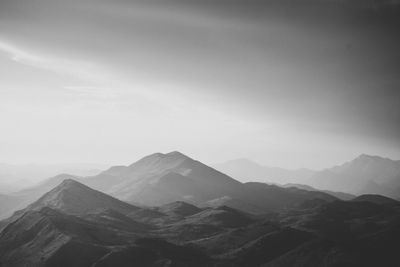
[{"xmin": 0, "ymin": 0, "xmax": 399, "ymax": 169}]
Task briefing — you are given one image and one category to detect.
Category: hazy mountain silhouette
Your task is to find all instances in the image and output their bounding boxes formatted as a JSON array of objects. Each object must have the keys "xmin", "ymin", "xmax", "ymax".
[
  {"xmin": 283, "ymin": 183, "xmax": 356, "ymax": 200},
  {"xmin": 0, "ymin": 151, "xmax": 340, "ymax": 219},
  {"xmin": 85, "ymin": 151, "xmax": 337, "ymax": 212},
  {"xmin": 308, "ymin": 154, "xmax": 400, "ymax": 198},
  {"xmin": 213, "ymin": 158, "xmax": 314, "ymax": 184},
  {"xmin": 83, "ymin": 151, "xmax": 244, "ymax": 205},
  {"xmin": 352, "ymin": 194, "xmax": 399, "ymax": 205},
  {"xmin": 214, "ymin": 154, "xmax": 400, "ymax": 199},
  {"xmin": 0, "ymin": 163, "xmax": 108, "ymax": 191},
  {"xmin": 0, "ymin": 194, "xmax": 24, "ymax": 219}
]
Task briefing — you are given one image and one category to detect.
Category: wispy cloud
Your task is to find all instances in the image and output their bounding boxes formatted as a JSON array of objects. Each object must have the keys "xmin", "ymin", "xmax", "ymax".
[
  {"xmin": 63, "ymin": 86, "xmax": 118, "ymax": 99},
  {"xmin": 0, "ymin": 39, "xmax": 111, "ymax": 83}
]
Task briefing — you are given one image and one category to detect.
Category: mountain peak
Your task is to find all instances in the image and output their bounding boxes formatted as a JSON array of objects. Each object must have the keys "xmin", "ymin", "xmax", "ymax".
[
  {"xmin": 27, "ymin": 179, "xmax": 138, "ymax": 215},
  {"xmin": 354, "ymin": 154, "xmax": 396, "ymax": 163},
  {"xmin": 352, "ymin": 194, "xmax": 398, "ymax": 205},
  {"xmin": 165, "ymin": 151, "xmax": 189, "ymax": 159},
  {"xmin": 58, "ymin": 178, "xmax": 83, "ymax": 188},
  {"xmin": 356, "ymin": 154, "xmax": 382, "ymax": 161},
  {"xmin": 332, "ymin": 154, "xmax": 398, "ymax": 171},
  {"xmin": 128, "ymin": 151, "xmax": 193, "ymax": 170}
]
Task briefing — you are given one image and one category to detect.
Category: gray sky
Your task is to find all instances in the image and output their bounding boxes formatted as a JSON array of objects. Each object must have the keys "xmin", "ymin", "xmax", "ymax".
[{"xmin": 0, "ymin": 0, "xmax": 399, "ymax": 169}]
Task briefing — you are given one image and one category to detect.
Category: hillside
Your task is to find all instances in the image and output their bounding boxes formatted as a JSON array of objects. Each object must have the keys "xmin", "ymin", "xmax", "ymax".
[
  {"xmin": 352, "ymin": 194, "xmax": 399, "ymax": 205},
  {"xmin": 1, "ymin": 176, "xmax": 399, "ymax": 267},
  {"xmin": 0, "ymin": 152, "xmax": 340, "ymax": 218},
  {"xmin": 213, "ymin": 158, "xmax": 314, "ymax": 184},
  {"xmin": 308, "ymin": 154, "xmax": 400, "ymax": 197}
]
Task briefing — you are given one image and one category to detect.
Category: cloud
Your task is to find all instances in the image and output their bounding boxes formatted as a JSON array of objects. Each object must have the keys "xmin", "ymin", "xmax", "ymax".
[
  {"xmin": 63, "ymin": 86, "xmax": 118, "ymax": 99},
  {"xmin": 0, "ymin": 39, "xmax": 111, "ymax": 83}
]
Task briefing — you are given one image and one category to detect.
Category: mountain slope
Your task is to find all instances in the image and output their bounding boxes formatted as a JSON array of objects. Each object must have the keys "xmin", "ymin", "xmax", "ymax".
[
  {"xmin": 1, "ymin": 171, "xmax": 399, "ymax": 267},
  {"xmin": 0, "ymin": 208, "xmax": 121, "ymax": 267},
  {"xmin": 308, "ymin": 154, "xmax": 400, "ymax": 198},
  {"xmin": 0, "ymin": 179, "xmax": 140, "ymax": 231},
  {"xmin": 352, "ymin": 194, "xmax": 399, "ymax": 205},
  {"xmin": 3, "ymin": 151, "xmax": 340, "ymax": 218},
  {"xmin": 242, "ymin": 182, "xmax": 337, "ymax": 212},
  {"xmin": 27, "ymin": 179, "xmax": 139, "ymax": 216},
  {"xmin": 213, "ymin": 158, "xmax": 314, "ymax": 184},
  {"xmin": 283, "ymin": 183, "xmax": 356, "ymax": 200},
  {"xmin": 0, "ymin": 206, "xmax": 208, "ymax": 267},
  {"xmin": 0, "ymin": 174, "xmax": 82, "ymax": 219},
  {"xmin": 83, "ymin": 151, "xmax": 244, "ymax": 206},
  {"xmin": 158, "ymin": 201, "xmax": 202, "ymax": 217},
  {"xmin": 264, "ymin": 199, "xmax": 400, "ymax": 267},
  {"xmin": 84, "ymin": 151, "xmax": 337, "ymax": 212}
]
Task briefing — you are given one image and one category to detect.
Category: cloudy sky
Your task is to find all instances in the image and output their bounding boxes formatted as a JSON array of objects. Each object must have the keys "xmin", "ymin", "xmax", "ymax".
[{"xmin": 0, "ymin": 0, "xmax": 399, "ymax": 169}]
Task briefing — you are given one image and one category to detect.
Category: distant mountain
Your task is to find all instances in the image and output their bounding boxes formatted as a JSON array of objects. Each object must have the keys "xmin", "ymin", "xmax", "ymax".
[
  {"xmin": 0, "ymin": 194, "xmax": 25, "ymax": 218},
  {"xmin": 0, "ymin": 162, "xmax": 108, "ymax": 191},
  {"xmin": 214, "ymin": 154, "xmax": 400, "ymax": 199},
  {"xmin": 80, "ymin": 151, "xmax": 337, "ymax": 212},
  {"xmin": 283, "ymin": 183, "xmax": 356, "ymax": 200},
  {"xmin": 308, "ymin": 154, "xmax": 400, "ymax": 198},
  {"xmin": 0, "ymin": 181, "xmax": 22, "ymax": 194},
  {"xmin": 82, "ymin": 151, "xmax": 244, "ymax": 206},
  {"xmin": 213, "ymin": 158, "xmax": 315, "ymax": 184},
  {"xmin": 352, "ymin": 194, "xmax": 399, "ymax": 205},
  {"xmin": 241, "ymin": 182, "xmax": 337, "ymax": 211},
  {"xmin": 0, "ymin": 151, "xmax": 338, "ymax": 218}
]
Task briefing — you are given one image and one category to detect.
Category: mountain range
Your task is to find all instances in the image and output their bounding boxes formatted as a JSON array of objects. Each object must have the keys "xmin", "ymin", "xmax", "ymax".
[
  {"xmin": 213, "ymin": 158, "xmax": 314, "ymax": 184},
  {"xmin": 1, "ymin": 163, "xmax": 399, "ymax": 266},
  {"xmin": 0, "ymin": 152, "xmax": 338, "ymax": 219},
  {"xmin": 0, "ymin": 151, "xmax": 400, "ymax": 266},
  {"xmin": 214, "ymin": 154, "xmax": 400, "ymax": 198},
  {"xmin": 0, "ymin": 163, "xmax": 109, "ymax": 193}
]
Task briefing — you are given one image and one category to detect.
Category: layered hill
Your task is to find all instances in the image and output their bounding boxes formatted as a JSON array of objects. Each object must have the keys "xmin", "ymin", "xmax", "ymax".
[
  {"xmin": 213, "ymin": 158, "xmax": 314, "ymax": 184},
  {"xmin": 0, "ymin": 179, "xmax": 140, "ymax": 232},
  {"xmin": 0, "ymin": 179, "xmax": 212, "ymax": 267},
  {"xmin": 83, "ymin": 151, "xmax": 244, "ymax": 205},
  {"xmin": 0, "ymin": 174, "xmax": 82, "ymax": 219},
  {"xmin": 352, "ymin": 194, "xmax": 399, "ymax": 205},
  {"xmin": 1, "ymin": 176, "xmax": 399, "ymax": 267},
  {"xmin": 214, "ymin": 154, "xmax": 400, "ymax": 199},
  {"xmin": 0, "ymin": 206, "xmax": 208, "ymax": 267},
  {"xmin": 26, "ymin": 179, "xmax": 139, "ymax": 215},
  {"xmin": 308, "ymin": 154, "xmax": 400, "ymax": 198},
  {"xmin": 0, "ymin": 152, "xmax": 339, "ymax": 218},
  {"xmin": 283, "ymin": 183, "xmax": 356, "ymax": 200},
  {"xmin": 264, "ymin": 199, "xmax": 400, "ymax": 267},
  {"xmin": 86, "ymin": 152, "xmax": 338, "ymax": 213}
]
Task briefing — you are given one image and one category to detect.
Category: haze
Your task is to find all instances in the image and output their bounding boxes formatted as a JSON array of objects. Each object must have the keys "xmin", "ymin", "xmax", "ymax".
[{"xmin": 1, "ymin": 0, "xmax": 400, "ymax": 170}]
